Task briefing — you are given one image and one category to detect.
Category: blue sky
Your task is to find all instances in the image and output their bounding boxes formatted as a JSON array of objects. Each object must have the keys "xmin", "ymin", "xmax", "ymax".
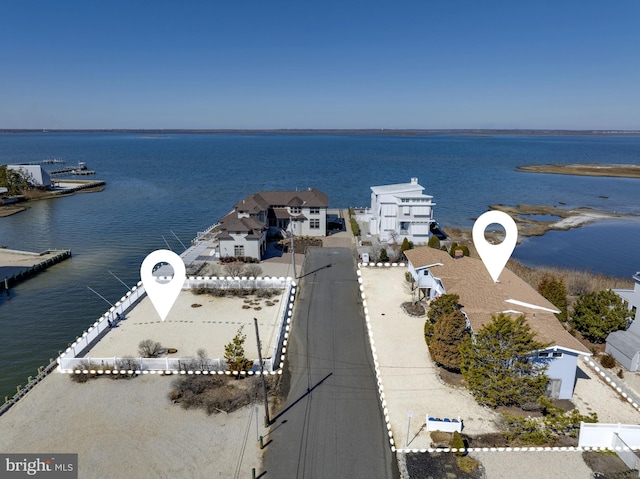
[{"xmin": 2, "ymin": 1, "xmax": 639, "ymax": 129}]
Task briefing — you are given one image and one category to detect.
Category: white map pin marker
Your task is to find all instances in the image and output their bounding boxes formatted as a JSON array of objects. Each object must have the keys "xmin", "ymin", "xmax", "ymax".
[
  {"xmin": 140, "ymin": 249, "xmax": 186, "ymax": 321},
  {"xmin": 472, "ymin": 211, "xmax": 518, "ymax": 283}
]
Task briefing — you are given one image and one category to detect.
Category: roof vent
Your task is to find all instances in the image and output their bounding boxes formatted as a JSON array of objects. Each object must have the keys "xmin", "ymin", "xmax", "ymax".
[{"xmin": 411, "ymin": 177, "xmax": 418, "ymax": 184}]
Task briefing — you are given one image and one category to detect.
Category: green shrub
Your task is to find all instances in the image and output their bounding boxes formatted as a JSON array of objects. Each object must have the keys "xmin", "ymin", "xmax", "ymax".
[
  {"xmin": 350, "ymin": 217, "xmax": 360, "ymax": 236},
  {"xmin": 450, "ymin": 430, "xmax": 465, "ymax": 456},
  {"xmin": 503, "ymin": 397, "xmax": 598, "ymax": 445},
  {"xmin": 224, "ymin": 326, "xmax": 253, "ymax": 374},
  {"xmin": 537, "ymin": 274, "xmax": 568, "ymax": 322},
  {"xmin": 430, "ymin": 309, "xmax": 468, "ymax": 372},
  {"xmin": 424, "ymin": 320, "xmax": 434, "ymax": 346},
  {"xmin": 571, "ymin": 290, "xmax": 631, "ymax": 343},
  {"xmin": 427, "ymin": 236, "xmax": 440, "ymax": 249},
  {"xmin": 460, "ymin": 313, "xmax": 550, "ymax": 408},
  {"xmin": 379, "ymin": 248, "xmax": 388, "ymax": 262},
  {"xmin": 427, "ymin": 294, "xmax": 461, "ymax": 323},
  {"xmin": 456, "ymin": 456, "xmax": 479, "ymax": 473}
]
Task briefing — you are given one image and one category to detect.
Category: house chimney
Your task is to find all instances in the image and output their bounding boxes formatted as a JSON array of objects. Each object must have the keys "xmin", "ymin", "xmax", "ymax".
[{"xmin": 411, "ymin": 177, "xmax": 418, "ymax": 184}]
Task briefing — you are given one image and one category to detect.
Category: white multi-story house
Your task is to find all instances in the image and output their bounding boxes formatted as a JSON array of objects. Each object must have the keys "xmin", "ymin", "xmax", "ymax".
[
  {"xmin": 369, "ymin": 177, "xmax": 436, "ymax": 244},
  {"xmin": 217, "ymin": 188, "xmax": 328, "ymax": 260}
]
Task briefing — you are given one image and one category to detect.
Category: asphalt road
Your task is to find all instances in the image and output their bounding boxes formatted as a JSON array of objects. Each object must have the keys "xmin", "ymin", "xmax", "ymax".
[{"xmin": 264, "ymin": 247, "xmax": 397, "ymax": 478}]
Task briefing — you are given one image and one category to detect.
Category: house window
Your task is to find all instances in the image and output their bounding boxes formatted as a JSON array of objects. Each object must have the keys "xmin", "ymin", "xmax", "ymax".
[
  {"xmin": 310, "ymin": 219, "xmax": 320, "ymax": 229},
  {"xmin": 310, "ymin": 207, "xmax": 320, "ymax": 214},
  {"xmin": 538, "ymin": 352, "xmax": 550, "ymax": 358},
  {"xmin": 234, "ymin": 245, "xmax": 245, "ymax": 256},
  {"xmin": 290, "ymin": 207, "xmax": 301, "ymax": 214},
  {"xmin": 552, "ymin": 352, "xmax": 563, "ymax": 358}
]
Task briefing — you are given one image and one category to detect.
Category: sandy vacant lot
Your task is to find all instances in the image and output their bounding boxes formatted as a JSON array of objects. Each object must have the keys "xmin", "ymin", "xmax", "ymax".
[
  {"xmin": 85, "ymin": 289, "xmax": 286, "ymax": 362},
  {"xmin": 0, "ymin": 373, "xmax": 267, "ymax": 479}
]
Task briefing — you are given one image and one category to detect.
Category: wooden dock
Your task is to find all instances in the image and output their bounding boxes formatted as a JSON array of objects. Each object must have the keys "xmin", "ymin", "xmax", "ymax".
[{"xmin": 0, "ymin": 248, "xmax": 72, "ymax": 292}]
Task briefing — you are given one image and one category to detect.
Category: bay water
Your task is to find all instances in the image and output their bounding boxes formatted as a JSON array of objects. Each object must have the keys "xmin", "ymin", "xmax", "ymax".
[{"xmin": 1, "ymin": 132, "xmax": 639, "ymax": 398}]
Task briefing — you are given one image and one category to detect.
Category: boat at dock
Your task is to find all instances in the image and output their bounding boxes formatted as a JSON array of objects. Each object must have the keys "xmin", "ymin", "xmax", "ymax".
[{"xmin": 50, "ymin": 162, "xmax": 95, "ymax": 176}]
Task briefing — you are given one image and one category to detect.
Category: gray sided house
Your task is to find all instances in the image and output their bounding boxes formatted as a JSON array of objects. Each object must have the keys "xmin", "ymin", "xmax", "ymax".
[
  {"xmin": 606, "ymin": 272, "xmax": 640, "ymax": 370},
  {"xmin": 217, "ymin": 188, "xmax": 328, "ymax": 261},
  {"xmin": 404, "ymin": 247, "xmax": 591, "ymax": 400}
]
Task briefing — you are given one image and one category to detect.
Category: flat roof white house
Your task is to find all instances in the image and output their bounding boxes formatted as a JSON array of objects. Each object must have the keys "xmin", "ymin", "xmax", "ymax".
[{"xmin": 369, "ymin": 177, "xmax": 436, "ymax": 244}]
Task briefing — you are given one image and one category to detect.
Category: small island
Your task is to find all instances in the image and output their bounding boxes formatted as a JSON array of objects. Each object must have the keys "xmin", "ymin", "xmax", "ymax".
[
  {"xmin": 516, "ymin": 163, "xmax": 640, "ymax": 178},
  {"xmin": 488, "ymin": 203, "xmax": 633, "ymax": 237}
]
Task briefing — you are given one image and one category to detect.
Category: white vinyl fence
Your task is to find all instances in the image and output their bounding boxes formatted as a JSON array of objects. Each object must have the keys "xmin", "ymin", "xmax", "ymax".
[
  {"xmin": 613, "ymin": 433, "xmax": 640, "ymax": 473},
  {"xmin": 579, "ymin": 422, "xmax": 640, "ymax": 449},
  {"xmin": 60, "ymin": 284, "xmax": 146, "ymax": 360},
  {"xmin": 57, "ymin": 277, "xmax": 296, "ymax": 373},
  {"xmin": 58, "ymin": 357, "xmax": 274, "ymax": 373}
]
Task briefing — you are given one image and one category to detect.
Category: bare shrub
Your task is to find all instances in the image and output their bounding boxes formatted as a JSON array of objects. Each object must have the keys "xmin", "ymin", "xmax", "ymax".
[
  {"xmin": 113, "ymin": 357, "xmax": 141, "ymax": 379},
  {"xmin": 256, "ymin": 288, "xmax": 279, "ymax": 298},
  {"xmin": 177, "ymin": 349, "xmax": 211, "ymax": 371},
  {"xmin": 244, "ymin": 265, "xmax": 263, "ymax": 277},
  {"xmin": 70, "ymin": 360, "xmax": 100, "ymax": 383},
  {"xmin": 600, "ymin": 353, "xmax": 616, "ymax": 369},
  {"xmin": 168, "ymin": 375, "xmax": 278, "ymax": 415},
  {"xmin": 568, "ymin": 275, "xmax": 591, "ymax": 296},
  {"xmin": 139, "ymin": 339, "xmax": 163, "ymax": 358},
  {"xmin": 224, "ymin": 263, "xmax": 245, "ymax": 277},
  {"xmin": 202, "ymin": 263, "xmax": 220, "ymax": 277}
]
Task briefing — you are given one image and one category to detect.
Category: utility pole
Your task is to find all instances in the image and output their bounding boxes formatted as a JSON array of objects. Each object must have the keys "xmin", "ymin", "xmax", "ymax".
[
  {"xmin": 254, "ymin": 317, "xmax": 271, "ymax": 426},
  {"xmin": 290, "ymin": 220, "xmax": 297, "ymax": 278}
]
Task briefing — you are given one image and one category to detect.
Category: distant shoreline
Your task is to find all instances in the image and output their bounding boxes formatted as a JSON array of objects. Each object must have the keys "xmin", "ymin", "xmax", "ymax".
[
  {"xmin": 0, "ymin": 180, "xmax": 105, "ymax": 217},
  {"xmin": 517, "ymin": 163, "xmax": 640, "ymax": 178},
  {"xmin": 2, "ymin": 129, "xmax": 640, "ymax": 136}
]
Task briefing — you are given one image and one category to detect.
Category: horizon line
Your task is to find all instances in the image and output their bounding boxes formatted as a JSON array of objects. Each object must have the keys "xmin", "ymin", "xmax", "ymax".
[{"xmin": 2, "ymin": 128, "xmax": 640, "ymax": 135}]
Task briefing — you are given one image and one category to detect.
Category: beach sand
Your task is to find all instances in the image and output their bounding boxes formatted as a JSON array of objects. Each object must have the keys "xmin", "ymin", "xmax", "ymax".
[{"xmin": 0, "ymin": 372, "xmax": 267, "ymax": 478}]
